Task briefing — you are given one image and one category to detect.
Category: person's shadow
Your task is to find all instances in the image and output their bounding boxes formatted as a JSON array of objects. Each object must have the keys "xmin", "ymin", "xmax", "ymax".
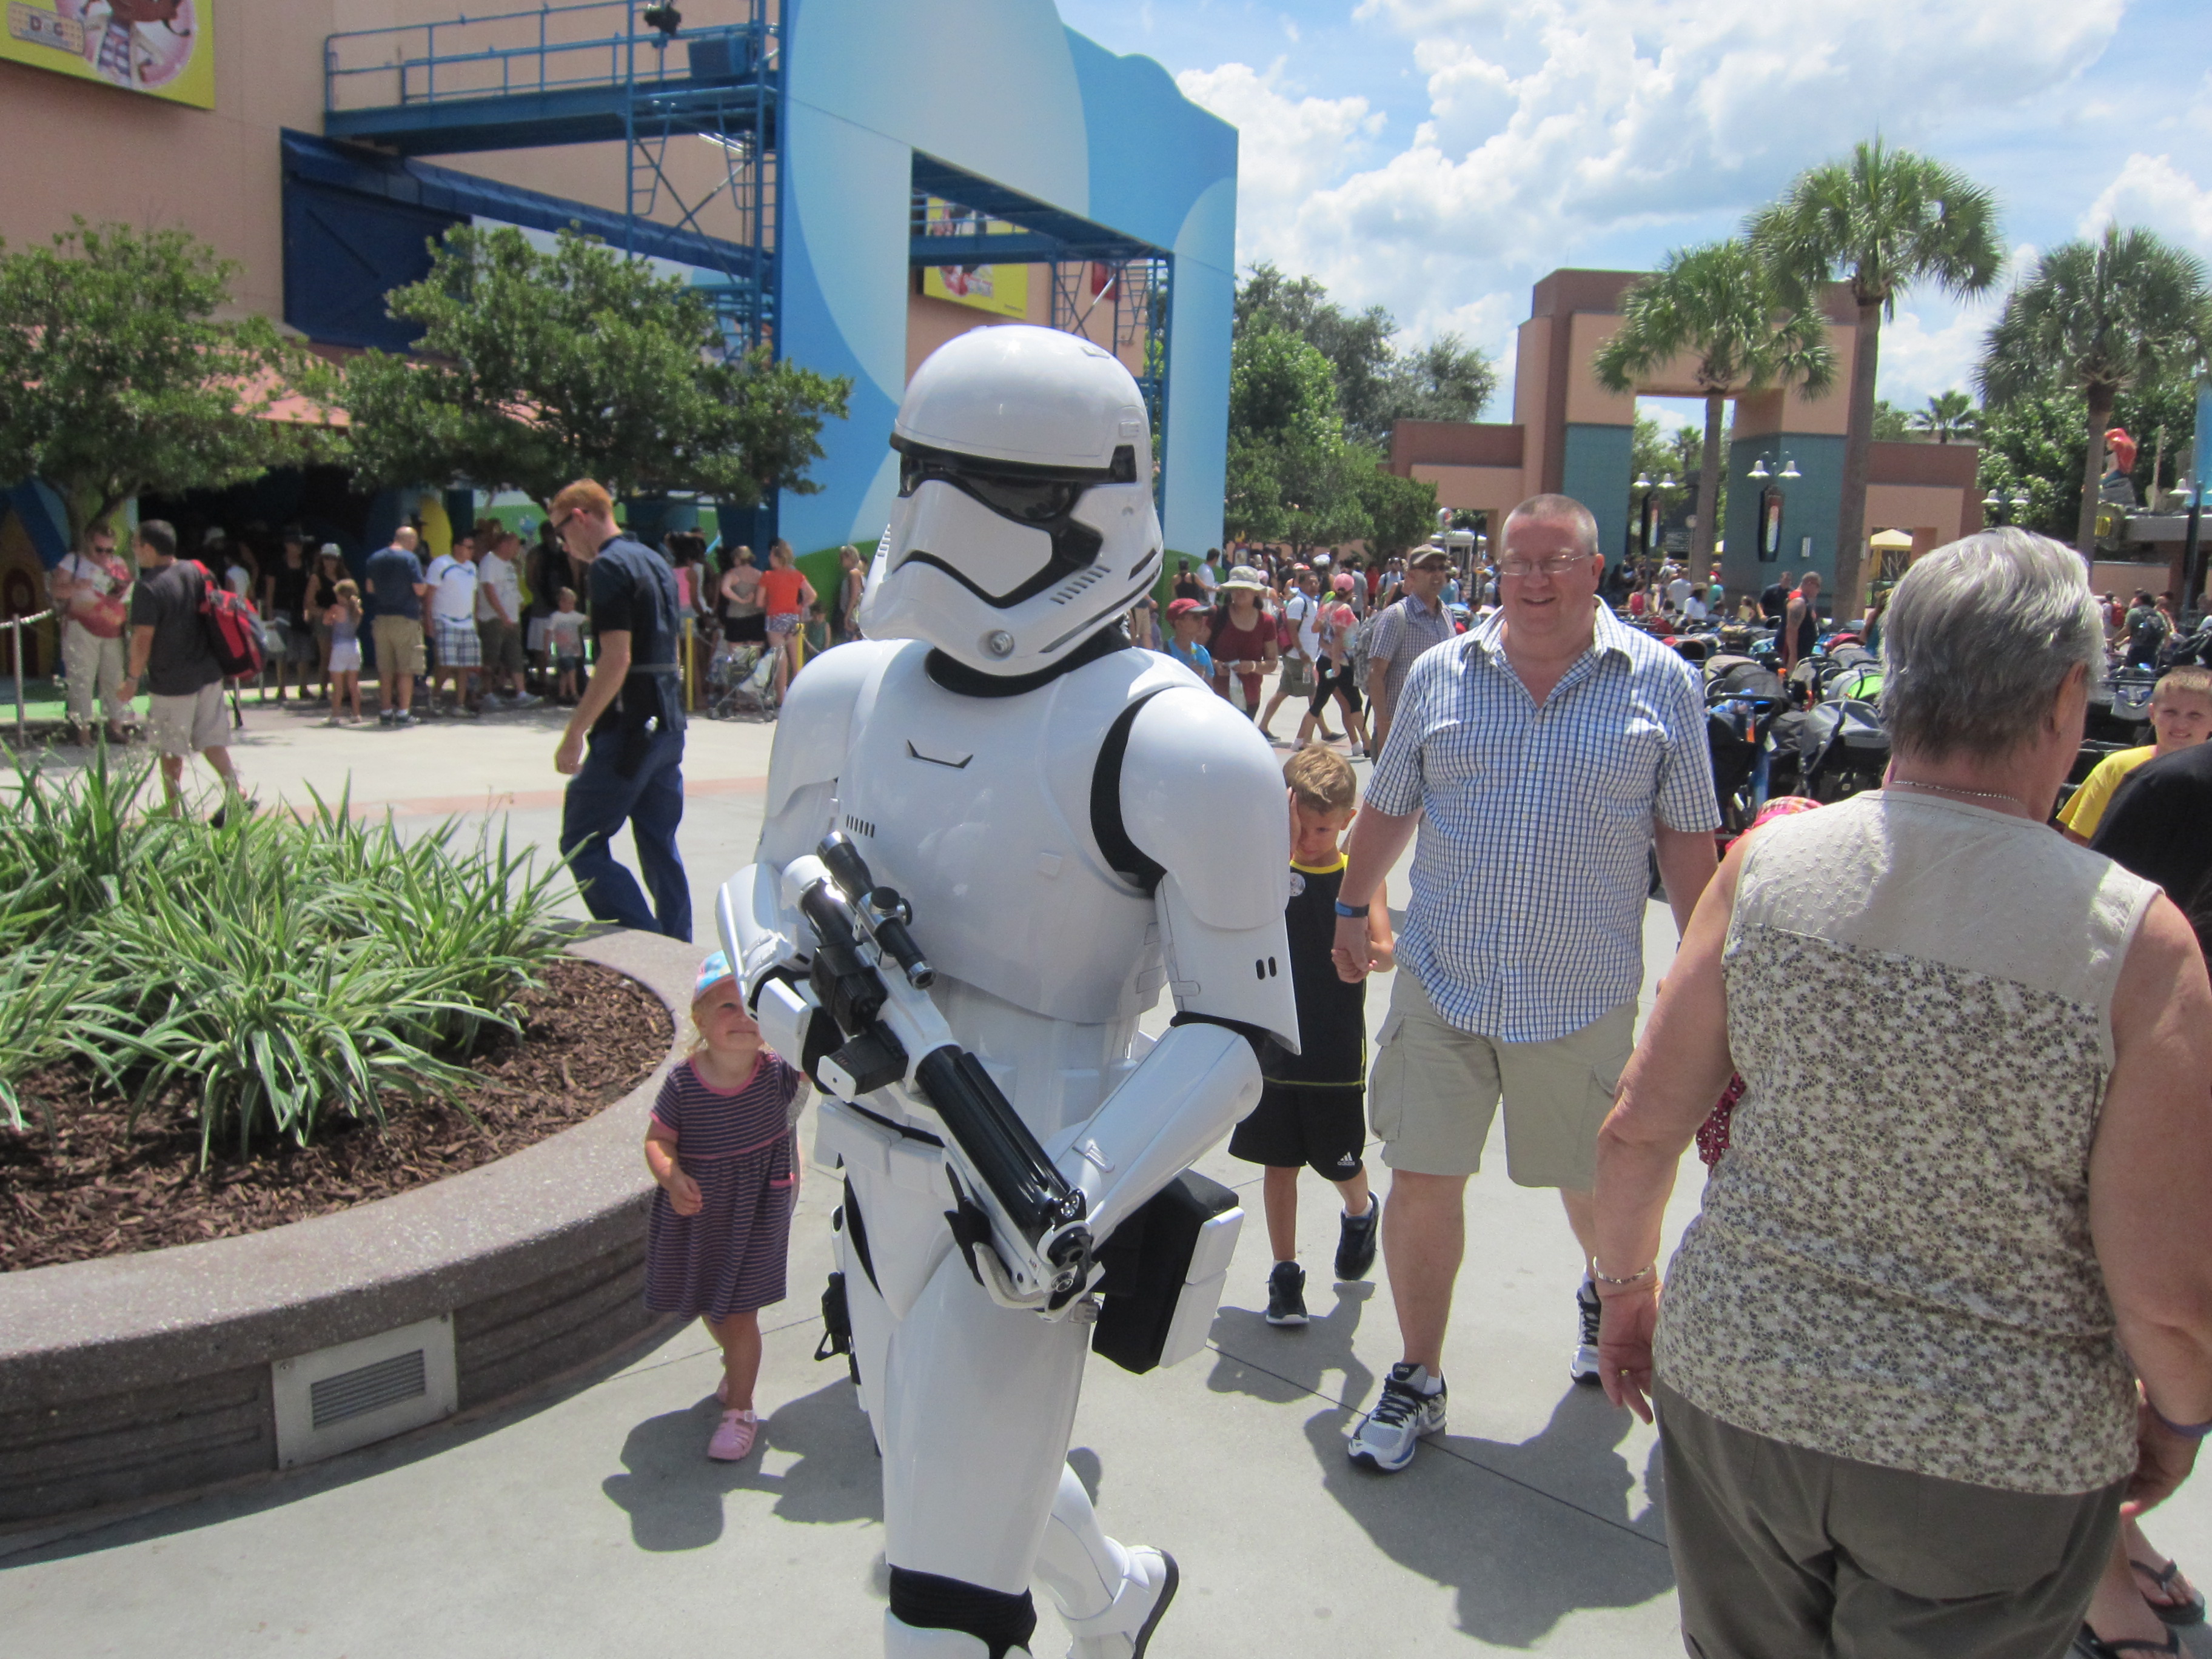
[
  {"xmin": 600, "ymin": 1376, "xmax": 882, "ymax": 1551},
  {"xmin": 1317, "ymin": 1382, "xmax": 1674, "ymax": 1646},
  {"xmin": 1205, "ymin": 1277, "xmax": 1377, "ymax": 1414}
]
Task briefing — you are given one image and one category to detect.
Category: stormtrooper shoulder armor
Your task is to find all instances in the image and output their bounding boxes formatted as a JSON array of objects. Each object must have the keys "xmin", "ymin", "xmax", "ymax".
[
  {"xmin": 1114, "ymin": 685, "xmax": 1289, "ymax": 929},
  {"xmin": 761, "ymin": 639, "xmax": 903, "ymax": 820},
  {"xmin": 1112, "ymin": 684, "xmax": 1298, "ymax": 1048}
]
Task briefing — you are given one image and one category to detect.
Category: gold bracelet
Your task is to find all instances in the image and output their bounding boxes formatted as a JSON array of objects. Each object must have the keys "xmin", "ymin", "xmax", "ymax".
[{"xmin": 1592, "ymin": 1261, "xmax": 1654, "ymax": 1287}]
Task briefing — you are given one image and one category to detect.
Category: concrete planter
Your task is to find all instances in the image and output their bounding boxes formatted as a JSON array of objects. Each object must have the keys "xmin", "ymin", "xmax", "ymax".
[{"xmin": 0, "ymin": 929, "xmax": 697, "ymax": 1529}]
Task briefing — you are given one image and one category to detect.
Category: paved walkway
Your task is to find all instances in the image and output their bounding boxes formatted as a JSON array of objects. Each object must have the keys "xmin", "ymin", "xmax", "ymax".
[{"xmin": 8, "ymin": 702, "xmax": 2212, "ymax": 1657}]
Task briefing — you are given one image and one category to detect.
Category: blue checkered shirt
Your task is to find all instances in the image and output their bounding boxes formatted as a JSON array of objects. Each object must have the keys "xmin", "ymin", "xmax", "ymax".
[{"xmin": 1364, "ymin": 603, "xmax": 1718, "ymax": 1042}]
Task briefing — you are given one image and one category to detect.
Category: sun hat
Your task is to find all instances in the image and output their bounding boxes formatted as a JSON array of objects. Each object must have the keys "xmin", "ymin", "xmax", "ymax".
[
  {"xmin": 1219, "ymin": 565, "xmax": 1270, "ymax": 593},
  {"xmin": 694, "ymin": 950, "xmax": 736, "ymax": 1000},
  {"xmin": 1166, "ymin": 596, "xmax": 1205, "ymax": 620},
  {"xmin": 1408, "ymin": 545, "xmax": 1451, "ymax": 568}
]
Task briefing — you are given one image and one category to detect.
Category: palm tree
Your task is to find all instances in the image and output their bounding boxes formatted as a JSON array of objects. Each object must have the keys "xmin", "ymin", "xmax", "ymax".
[
  {"xmin": 1977, "ymin": 225, "xmax": 2212, "ymax": 556},
  {"xmin": 1909, "ymin": 389, "xmax": 1978, "ymax": 444},
  {"xmin": 1594, "ymin": 239, "xmax": 1835, "ymax": 583},
  {"xmin": 1751, "ymin": 139, "xmax": 2002, "ymax": 611}
]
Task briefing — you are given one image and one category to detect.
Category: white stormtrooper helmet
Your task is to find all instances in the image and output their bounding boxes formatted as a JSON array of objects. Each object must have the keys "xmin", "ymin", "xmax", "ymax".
[{"xmin": 860, "ymin": 324, "xmax": 1162, "ymax": 677}]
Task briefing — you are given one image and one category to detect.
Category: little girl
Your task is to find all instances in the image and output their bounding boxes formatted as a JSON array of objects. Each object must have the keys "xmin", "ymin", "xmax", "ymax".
[
  {"xmin": 323, "ymin": 580, "xmax": 364, "ymax": 725},
  {"xmin": 643, "ymin": 951, "xmax": 806, "ymax": 1460}
]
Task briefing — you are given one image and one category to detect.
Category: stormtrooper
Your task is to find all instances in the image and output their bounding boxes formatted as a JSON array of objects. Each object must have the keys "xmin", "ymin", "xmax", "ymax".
[{"xmin": 717, "ymin": 325, "xmax": 1296, "ymax": 1658}]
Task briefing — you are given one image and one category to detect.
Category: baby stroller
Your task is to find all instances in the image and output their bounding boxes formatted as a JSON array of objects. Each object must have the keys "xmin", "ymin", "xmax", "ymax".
[
  {"xmin": 1797, "ymin": 697, "xmax": 1890, "ymax": 801},
  {"xmin": 705, "ymin": 641, "xmax": 778, "ymax": 719},
  {"xmin": 1704, "ymin": 656, "xmax": 1787, "ymax": 840}
]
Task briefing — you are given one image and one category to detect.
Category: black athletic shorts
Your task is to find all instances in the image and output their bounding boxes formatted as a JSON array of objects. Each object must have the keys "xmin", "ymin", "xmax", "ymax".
[
  {"xmin": 723, "ymin": 612, "xmax": 767, "ymax": 645},
  {"xmin": 1228, "ymin": 1081, "xmax": 1366, "ymax": 1182}
]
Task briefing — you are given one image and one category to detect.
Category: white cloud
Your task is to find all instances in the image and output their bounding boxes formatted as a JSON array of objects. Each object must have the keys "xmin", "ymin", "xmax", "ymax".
[
  {"xmin": 1173, "ymin": 0, "xmax": 2139, "ymax": 421},
  {"xmin": 1871, "ymin": 305, "xmax": 1994, "ymax": 411},
  {"xmin": 2080, "ymin": 153, "xmax": 2212, "ymax": 256}
]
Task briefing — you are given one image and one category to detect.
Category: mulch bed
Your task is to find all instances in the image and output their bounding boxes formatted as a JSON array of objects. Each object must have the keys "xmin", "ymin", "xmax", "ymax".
[{"xmin": 1, "ymin": 957, "xmax": 673, "ymax": 1272}]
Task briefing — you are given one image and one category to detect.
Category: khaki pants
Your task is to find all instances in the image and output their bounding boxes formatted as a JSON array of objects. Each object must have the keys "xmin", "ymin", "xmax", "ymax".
[
  {"xmin": 1655, "ymin": 1381, "xmax": 2120, "ymax": 1659},
  {"xmin": 61, "ymin": 619, "xmax": 127, "ymax": 729}
]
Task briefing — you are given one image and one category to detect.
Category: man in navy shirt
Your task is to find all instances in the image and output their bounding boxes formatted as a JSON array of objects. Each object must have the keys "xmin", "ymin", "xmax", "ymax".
[
  {"xmin": 364, "ymin": 526, "xmax": 429, "ymax": 726},
  {"xmin": 550, "ymin": 478, "xmax": 691, "ymax": 940}
]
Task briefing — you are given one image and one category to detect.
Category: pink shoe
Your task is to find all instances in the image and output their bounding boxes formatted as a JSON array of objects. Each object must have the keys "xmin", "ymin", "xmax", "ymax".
[{"xmin": 707, "ymin": 1409, "xmax": 758, "ymax": 1461}]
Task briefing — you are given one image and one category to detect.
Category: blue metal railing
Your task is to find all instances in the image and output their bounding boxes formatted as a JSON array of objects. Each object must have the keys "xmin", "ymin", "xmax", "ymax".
[{"xmin": 324, "ymin": 1, "xmax": 769, "ymax": 112}]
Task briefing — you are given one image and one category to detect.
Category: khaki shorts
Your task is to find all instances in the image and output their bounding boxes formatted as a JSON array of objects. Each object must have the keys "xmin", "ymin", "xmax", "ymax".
[
  {"xmin": 148, "ymin": 680, "xmax": 227, "ymax": 759},
  {"xmin": 372, "ymin": 614, "xmax": 425, "ymax": 680},
  {"xmin": 1367, "ymin": 971, "xmax": 1633, "ymax": 1189},
  {"xmin": 1279, "ymin": 655, "xmax": 1314, "ymax": 696}
]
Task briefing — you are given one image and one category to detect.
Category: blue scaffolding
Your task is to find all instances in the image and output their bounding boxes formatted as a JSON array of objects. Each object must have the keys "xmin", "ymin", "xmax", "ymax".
[
  {"xmin": 314, "ymin": 1, "xmax": 1215, "ymax": 543},
  {"xmin": 323, "ymin": 0, "xmax": 779, "ymax": 354}
]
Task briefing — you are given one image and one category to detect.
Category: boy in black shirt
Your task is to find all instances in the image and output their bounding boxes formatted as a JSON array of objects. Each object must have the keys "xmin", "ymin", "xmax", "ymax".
[{"xmin": 1229, "ymin": 745, "xmax": 1393, "ymax": 1326}]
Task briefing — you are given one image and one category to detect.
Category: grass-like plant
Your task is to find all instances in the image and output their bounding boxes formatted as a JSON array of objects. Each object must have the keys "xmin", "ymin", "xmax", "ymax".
[{"xmin": 0, "ymin": 752, "xmax": 570, "ymax": 1162}]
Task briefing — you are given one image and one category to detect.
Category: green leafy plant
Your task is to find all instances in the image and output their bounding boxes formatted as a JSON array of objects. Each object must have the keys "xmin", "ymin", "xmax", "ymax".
[{"xmin": 0, "ymin": 757, "xmax": 569, "ymax": 1164}]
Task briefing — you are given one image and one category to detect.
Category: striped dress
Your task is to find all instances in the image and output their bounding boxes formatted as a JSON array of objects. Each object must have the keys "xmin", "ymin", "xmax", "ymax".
[{"xmin": 645, "ymin": 1052, "xmax": 803, "ymax": 1321}]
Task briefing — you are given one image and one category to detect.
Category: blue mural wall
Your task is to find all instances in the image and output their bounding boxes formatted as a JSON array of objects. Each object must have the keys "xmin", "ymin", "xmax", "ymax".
[
  {"xmin": 1721, "ymin": 434, "xmax": 1845, "ymax": 597},
  {"xmin": 777, "ymin": 0, "xmax": 1238, "ymax": 559},
  {"xmin": 1558, "ymin": 425, "xmax": 1634, "ymax": 569}
]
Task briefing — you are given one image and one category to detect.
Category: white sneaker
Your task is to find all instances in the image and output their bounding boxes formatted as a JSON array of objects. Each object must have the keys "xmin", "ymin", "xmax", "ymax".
[
  {"xmin": 1570, "ymin": 1275, "xmax": 1603, "ymax": 1385},
  {"xmin": 1063, "ymin": 1547, "xmax": 1177, "ymax": 1659},
  {"xmin": 1347, "ymin": 1362, "xmax": 1447, "ymax": 1473},
  {"xmin": 508, "ymin": 691, "xmax": 541, "ymax": 708}
]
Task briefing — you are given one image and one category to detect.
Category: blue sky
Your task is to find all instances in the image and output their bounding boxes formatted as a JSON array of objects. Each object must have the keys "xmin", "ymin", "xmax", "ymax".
[{"xmin": 1059, "ymin": 0, "xmax": 2212, "ymax": 426}]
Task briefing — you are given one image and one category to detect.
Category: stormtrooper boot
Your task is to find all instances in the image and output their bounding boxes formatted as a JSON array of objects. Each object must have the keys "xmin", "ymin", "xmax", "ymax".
[
  {"xmin": 1057, "ymin": 1547, "xmax": 1179, "ymax": 1659},
  {"xmin": 885, "ymin": 1614, "xmax": 1030, "ymax": 1658}
]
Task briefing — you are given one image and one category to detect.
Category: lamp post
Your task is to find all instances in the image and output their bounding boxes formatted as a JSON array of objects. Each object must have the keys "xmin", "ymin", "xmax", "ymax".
[
  {"xmin": 1980, "ymin": 487, "xmax": 2034, "ymax": 527},
  {"xmin": 1747, "ymin": 454, "xmax": 1800, "ymax": 568}
]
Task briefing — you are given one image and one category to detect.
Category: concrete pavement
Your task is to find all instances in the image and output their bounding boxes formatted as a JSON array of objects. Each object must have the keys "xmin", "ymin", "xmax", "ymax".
[{"xmin": 8, "ymin": 697, "xmax": 2212, "ymax": 1657}]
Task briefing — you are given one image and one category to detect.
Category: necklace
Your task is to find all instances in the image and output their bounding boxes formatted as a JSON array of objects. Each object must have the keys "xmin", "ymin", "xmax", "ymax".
[{"xmin": 1886, "ymin": 779, "xmax": 2026, "ymax": 811}]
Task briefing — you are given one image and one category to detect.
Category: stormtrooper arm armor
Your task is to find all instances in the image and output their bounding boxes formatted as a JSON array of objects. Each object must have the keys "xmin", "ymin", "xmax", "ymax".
[{"xmin": 1047, "ymin": 685, "xmax": 1300, "ymax": 1245}]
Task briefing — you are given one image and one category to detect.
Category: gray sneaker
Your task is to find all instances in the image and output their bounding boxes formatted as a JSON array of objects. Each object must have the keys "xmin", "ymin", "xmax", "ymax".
[
  {"xmin": 1570, "ymin": 1276, "xmax": 1603, "ymax": 1386},
  {"xmin": 1348, "ymin": 1362, "xmax": 1446, "ymax": 1473}
]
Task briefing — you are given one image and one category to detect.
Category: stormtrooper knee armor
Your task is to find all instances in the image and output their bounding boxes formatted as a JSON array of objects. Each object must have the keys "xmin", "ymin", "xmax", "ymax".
[{"xmin": 719, "ymin": 326, "xmax": 1296, "ymax": 1657}]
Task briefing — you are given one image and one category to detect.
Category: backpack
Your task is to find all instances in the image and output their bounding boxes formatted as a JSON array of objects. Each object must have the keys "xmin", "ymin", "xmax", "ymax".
[
  {"xmin": 190, "ymin": 561, "xmax": 264, "ymax": 680},
  {"xmin": 1276, "ymin": 592, "xmax": 1307, "ymax": 655}
]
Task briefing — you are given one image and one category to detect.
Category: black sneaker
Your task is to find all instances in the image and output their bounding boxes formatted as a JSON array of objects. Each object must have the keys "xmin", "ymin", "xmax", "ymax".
[
  {"xmin": 378, "ymin": 708, "xmax": 394, "ymax": 726},
  {"xmin": 1264, "ymin": 1261, "xmax": 1309, "ymax": 1327},
  {"xmin": 1335, "ymin": 1195, "xmax": 1381, "ymax": 1281},
  {"xmin": 1570, "ymin": 1276, "xmax": 1603, "ymax": 1384}
]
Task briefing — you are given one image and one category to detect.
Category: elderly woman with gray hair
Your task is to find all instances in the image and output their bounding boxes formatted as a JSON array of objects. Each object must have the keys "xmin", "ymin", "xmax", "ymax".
[{"xmin": 1591, "ymin": 528, "xmax": 2212, "ymax": 1659}]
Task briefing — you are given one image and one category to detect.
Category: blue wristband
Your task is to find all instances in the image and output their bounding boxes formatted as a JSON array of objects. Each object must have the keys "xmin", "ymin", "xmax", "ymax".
[
  {"xmin": 1333, "ymin": 899, "xmax": 1369, "ymax": 919},
  {"xmin": 2149, "ymin": 1403, "xmax": 2212, "ymax": 1439}
]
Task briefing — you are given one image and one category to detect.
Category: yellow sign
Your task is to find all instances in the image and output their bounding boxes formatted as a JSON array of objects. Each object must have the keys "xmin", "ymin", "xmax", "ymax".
[
  {"xmin": 4, "ymin": 1, "xmax": 214, "ymax": 110},
  {"xmin": 919, "ymin": 198, "xmax": 1029, "ymax": 320}
]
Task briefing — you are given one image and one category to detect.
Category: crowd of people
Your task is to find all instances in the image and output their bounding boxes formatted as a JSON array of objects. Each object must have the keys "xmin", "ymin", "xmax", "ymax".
[
  {"xmin": 40, "ymin": 478, "xmax": 2212, "ymax": 1656},
  {"xmin": 638, "ymin": 497, "xmax": 2212, "ymax": 1659}
]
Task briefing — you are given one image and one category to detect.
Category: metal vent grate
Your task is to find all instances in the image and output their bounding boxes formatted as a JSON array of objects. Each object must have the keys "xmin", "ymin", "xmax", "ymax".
[
  {"xmin": 273, "ymin": 1313, "xmax": 457, "ymax": 1469},
  {"xmin": 310, "ymin": 1349, "xmax": 427, "ymax": 1429}
]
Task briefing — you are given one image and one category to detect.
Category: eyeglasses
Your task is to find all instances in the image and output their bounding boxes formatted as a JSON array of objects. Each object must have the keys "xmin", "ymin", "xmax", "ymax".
[{"xmin": 1498, "ymin": 553, "xmax": 1593, "ymax": 579}]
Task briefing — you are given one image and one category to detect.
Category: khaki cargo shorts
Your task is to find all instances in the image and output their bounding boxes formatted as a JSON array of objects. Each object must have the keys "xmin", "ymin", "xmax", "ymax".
[
  {"xmin": 1367, "ymin": 971, "xmax": 1634, "ymax": 1190},
  {"xmin": 147, "ymin": 681, "xmax": 227, "ymax": 759},
  {"xmin": 372, "ymin": 614, "xmax": 425, "ymax": 680}
]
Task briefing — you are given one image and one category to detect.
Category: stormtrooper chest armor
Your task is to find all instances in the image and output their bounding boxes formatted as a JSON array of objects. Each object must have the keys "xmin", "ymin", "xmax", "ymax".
[{"xmin": 829, "ymin": 643, "xmax": 1189, "ymax": 1127}]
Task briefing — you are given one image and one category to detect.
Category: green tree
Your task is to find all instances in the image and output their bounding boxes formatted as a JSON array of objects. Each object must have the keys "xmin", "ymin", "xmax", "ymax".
[
  {"xmin": 1909, "ymin": 389, "xmax": 1978, "ymax": 443},
  {"xmin": 1977, "ymin": 225, "xmax": 2211, "ymax": 555},
  {"xmin": 1224, "ymin": 325, "xmax": 1373, "ymax": 548},
  {"xmin": 1752, "ymin": 139, "xmax": 2003, "ymax": 608},
  {"xmin": 1356, "ymin": 464, "xmax": 1441, "ymax": 561},
  {"xmin": 0, "ymin": 220, "xmax": 341, "ymax": 550},
  {"xmin": 1236, "ymin": 262, "xmax": 1497, "ymax": 446},
  {"xmin": 1870, "ymin": 398, "xmax": 1912, "ymax": 440},
  {"xmin": 344, "ymin": 225, "xmax": 849, "ymax": 514},
  {"xmin": 1594, "ymin": 239, "xmax": 1834, "ymax": 581},
  {"xmin": 1975, "ymin": 377, "xmax": 2199, "ymax": 545}
]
